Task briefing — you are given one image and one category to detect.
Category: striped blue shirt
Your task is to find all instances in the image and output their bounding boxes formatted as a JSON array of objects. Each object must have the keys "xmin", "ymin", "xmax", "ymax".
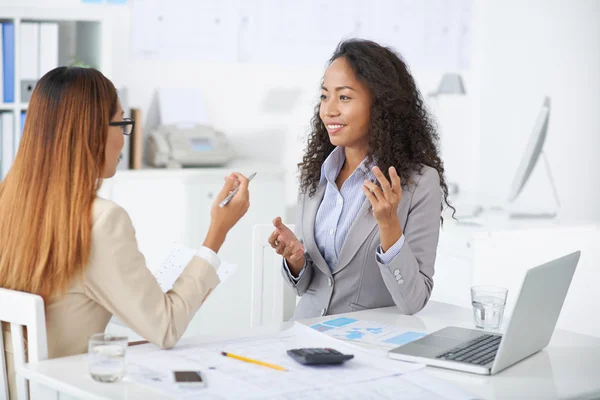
[
  {"xmin": 315, "ymin": 147, "xmax": 405, "ymax": 271},
  {"xmin": 285, "ymin": 147, "xmax": 405, "ymax": 279}
]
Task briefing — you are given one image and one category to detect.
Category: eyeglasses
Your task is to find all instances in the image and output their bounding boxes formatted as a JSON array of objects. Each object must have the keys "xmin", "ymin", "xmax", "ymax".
[{"xmin": 109, "ymin": 118, "xmax": 135, "ymax": 136}]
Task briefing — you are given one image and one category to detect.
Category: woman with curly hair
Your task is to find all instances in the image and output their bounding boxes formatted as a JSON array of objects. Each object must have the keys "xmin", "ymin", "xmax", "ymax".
[{"xmin": 268, "ymin": 39, "xmax": 453, "ymax": 319}]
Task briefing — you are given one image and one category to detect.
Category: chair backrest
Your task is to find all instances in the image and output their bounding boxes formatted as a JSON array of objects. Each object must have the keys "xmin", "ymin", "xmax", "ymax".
[
  {"xmin": 0, "ymin": 288, "xmax": 48, "ymax": 400},
  {"xmin": 251, "ymin": 224, "xmax": 298, "ymax": 328}
]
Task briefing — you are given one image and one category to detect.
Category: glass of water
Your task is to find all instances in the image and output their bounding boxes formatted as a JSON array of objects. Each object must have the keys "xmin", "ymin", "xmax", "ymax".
[
  {"xmin": 471, "ymin": 286, "xmax": 508, "ymax": 330},
  {"xmin": 88, "ymin": 333, "xmax": 128, "ymax": 382}
]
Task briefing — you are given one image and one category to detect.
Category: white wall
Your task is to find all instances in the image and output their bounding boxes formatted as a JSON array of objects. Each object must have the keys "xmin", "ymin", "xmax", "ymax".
[
  {"xmin": 474, "ymin": 0, "xmax": 600, "ymax": 222},
  {"xmin": 4, "ymin": 0, "xmax": 599, "ymax": 222},
  {"xmin": 103, "ymin": 5, "xmax": 454, "ymax": 211},
  {"xmin": 1, "ymin": 0, "xmax": 457, "ymax": 214}
]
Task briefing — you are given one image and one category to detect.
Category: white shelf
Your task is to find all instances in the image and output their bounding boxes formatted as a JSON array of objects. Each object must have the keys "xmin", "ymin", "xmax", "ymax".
[{"xmin": 0, "ymin": 6, "xmax": 111, "ymax": 177}]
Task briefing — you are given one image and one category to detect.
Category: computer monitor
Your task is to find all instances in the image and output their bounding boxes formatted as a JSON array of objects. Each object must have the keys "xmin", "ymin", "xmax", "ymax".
[
  {"xmin": 454, "ymin": 96, "xmax": 558, "ymax": 222},
  {"xmin": 507, "ymin": 97, "xmax": 551, "ymax": 203}
]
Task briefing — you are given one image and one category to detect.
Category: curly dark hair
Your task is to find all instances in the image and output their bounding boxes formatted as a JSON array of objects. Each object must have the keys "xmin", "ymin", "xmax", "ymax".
[{"xmin": 299, "ymin": 38, "xmax": 454, "ymax": 222}]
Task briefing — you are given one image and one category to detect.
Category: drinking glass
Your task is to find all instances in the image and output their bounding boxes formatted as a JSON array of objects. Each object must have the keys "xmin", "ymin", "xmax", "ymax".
[
  {"xmin": 471, "ymin": 286, "xmax": 508, "ymax": 330},
  {"xmin": 88, "ymin": 333, "xmax": 128, "ymax": 382}
]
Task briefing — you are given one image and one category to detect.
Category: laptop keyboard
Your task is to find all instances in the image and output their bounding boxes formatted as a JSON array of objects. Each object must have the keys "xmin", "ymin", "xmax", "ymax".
[{"xmin": 436, "ymin": 334, "xmax": 502, "ymax": 366}]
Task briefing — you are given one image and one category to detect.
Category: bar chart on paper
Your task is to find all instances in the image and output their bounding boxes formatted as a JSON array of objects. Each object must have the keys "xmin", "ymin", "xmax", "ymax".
[{"xmin": 310, "ymin": 317, "xmax": 427, "ymax": 348}]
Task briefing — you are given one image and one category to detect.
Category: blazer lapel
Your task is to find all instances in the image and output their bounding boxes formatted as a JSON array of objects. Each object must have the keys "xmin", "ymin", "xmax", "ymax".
[
  {"xmin": 334, "ymin": 194, "xmax": 411, "ymax": 274},
  {"xmin": 333, "ymin": 197, "xmax": 377, "ymax": 274},
  {"xmin": 301, "ymin": 183, "xmax": 332, "ymax": 277}
]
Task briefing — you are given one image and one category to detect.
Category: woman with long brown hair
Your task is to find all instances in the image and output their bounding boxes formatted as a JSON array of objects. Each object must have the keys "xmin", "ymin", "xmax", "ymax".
[{"xmin": 0, "ymin": 67, "xmax": 250, "ymax": 398}]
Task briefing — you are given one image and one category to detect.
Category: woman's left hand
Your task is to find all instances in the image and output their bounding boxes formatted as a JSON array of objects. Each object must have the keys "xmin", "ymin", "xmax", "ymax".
[{"xmin": 362, "ymin": 166, "xmax": 402, "ymax": 228}]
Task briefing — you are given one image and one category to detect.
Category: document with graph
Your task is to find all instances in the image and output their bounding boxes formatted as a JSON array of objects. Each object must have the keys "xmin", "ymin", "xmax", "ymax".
[
  {"xmin": 310, "ymin": 317, "xmax": 427, "ymax": 349},
  {"xmin": 152, "ymin": 242, "xmax": 237, "ymax": 292}
]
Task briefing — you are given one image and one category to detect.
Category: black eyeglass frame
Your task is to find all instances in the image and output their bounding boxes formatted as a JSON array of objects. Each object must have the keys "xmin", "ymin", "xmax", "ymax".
[{"xmin": 109, "ymin": 118, "xmax": 135, "ymax": 136}]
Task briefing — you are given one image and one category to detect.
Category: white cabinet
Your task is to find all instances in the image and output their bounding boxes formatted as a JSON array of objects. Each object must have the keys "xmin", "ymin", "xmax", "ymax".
[{"xmin": 99, "ymin": 162, "xmax": 286, "ymax": 339}]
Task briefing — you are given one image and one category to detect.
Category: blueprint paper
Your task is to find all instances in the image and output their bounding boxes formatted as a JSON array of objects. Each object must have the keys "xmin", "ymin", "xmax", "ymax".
[{"xmin": 126, "ymin": 323, "xmax": 426, "ymax": 399}]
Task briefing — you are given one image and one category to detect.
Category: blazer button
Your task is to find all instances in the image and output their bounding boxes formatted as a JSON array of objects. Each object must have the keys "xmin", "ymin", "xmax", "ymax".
[
  {"xmin": 328, "ymin": 278, "xmax": 333, "ymax": 287},
  {"xmin": 394, "ymin": 270, "xmax": 400, "ymax": 276},
  {"xmin": 397, "ymin": 279, "xmax": 404, "ymax": 285},
  {"xmin": 321, "ymin": 308, "xmax": 327, "ymax": 316}
]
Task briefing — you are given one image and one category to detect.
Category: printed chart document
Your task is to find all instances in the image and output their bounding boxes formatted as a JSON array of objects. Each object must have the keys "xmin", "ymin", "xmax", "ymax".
[
  {"xmin": 310, "ymin": 317, "xmax": 427, "ymax": 348},
  {"xmin": 152, "ymin": 243, "xmax": 237, "ymax": 291},
  {"xmin": 126, "ymin": 323, "xmax": 475, "ymax": 399}
]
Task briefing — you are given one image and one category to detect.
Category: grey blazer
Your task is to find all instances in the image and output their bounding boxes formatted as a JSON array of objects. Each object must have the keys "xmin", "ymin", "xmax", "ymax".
[{"xmin": 282, "ymin": 165, "xmax": 442, "ymax": 319}]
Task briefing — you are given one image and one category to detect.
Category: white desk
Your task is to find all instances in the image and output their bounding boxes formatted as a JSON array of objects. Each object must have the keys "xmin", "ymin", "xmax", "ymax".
[{"xmin": 20, "ymin": 301, "xmax": 600, "ymax": 400}]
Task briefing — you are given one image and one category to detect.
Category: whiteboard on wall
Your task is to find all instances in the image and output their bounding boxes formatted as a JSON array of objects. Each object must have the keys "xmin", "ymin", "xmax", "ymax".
[{"xmin": 131, "ymin": 0, "xmax": 472, "ymax": 69}]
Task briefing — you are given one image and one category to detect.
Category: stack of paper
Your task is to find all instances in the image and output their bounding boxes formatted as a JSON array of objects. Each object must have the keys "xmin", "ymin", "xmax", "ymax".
[
  {"xmin": 126, "ymin": 323, "xmax": 475, "ymax": 400},
  {"xmin": 151, "ymin": 242, "xmax": 237, "ymax": 291}
]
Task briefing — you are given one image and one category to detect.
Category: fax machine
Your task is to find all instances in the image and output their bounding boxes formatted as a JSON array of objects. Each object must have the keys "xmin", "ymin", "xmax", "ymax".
[{"xmin": 147, "ymin": 124, "xmax": 235, "ymax": 168}]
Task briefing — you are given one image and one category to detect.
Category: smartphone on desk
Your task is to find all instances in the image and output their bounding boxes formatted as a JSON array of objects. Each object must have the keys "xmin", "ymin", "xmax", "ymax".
[{"xmin": 173, "ymin": 371, "xmax": 206, "ymax": 388}]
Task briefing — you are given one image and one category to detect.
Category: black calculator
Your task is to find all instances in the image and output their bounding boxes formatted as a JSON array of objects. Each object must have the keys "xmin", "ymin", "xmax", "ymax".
[{"xmin": 287, "ymin": 348, "xmax": 354, "ymax": 365}]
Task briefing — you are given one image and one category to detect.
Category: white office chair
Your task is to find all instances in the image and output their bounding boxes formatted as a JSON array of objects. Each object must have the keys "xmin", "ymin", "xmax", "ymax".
[
  {"xmin": 251, "ymin": 224, "xmax": 299, "ymax": 328},
  {"xmin": 0, "ymin": 288, "xmax": 48, "ymax": 400}
]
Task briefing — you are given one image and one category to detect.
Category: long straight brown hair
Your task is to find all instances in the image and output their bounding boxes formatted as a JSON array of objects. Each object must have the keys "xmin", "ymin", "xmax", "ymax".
[{"xmin": 0, "ymin": 67, "xmax": 117, "ymax": 302}]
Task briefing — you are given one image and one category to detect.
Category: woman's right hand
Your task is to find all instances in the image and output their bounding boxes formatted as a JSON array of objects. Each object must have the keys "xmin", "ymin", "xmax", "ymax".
[
  {"xmin": 268, "ymin": 217, "xmax": 305, "ymax": 276},
  {"xmin": 203, "ymin": 172, "xmax": 250, "ymax": 253}
]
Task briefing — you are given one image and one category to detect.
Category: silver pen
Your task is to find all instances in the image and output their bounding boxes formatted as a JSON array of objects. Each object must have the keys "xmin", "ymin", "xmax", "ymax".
[{"xmin": 219, "ymin": 172, "xmax": 256, "ymax": 208}]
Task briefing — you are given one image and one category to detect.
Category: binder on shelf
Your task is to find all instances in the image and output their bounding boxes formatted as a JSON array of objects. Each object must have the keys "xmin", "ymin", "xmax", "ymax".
[
  {"xmin": 39, "ymin": 23, "xmax": 59, "ymax": 77},
  {"xmin": 2, "ymin": 22, "xmax": 15, "ymax": 103},
  {"xmin": 0, "ymin": 114, "xmax": 2, "ymax": 177},
  {"xmin": 20, "ymin": 23, "xmax": 40, "ymax": 102},
  {"xmin": 0, "ymin": 112, "xmax": 2, "ymax": 175},
  {"xmin": 20, "ymin": 22, "xmax": 40, "ymax": 80},
  {"xmin": 129, "ymin": 108, "xmax": 143, "ymax": 169},
  {"xmin": 20, "ymin": 111, "xmax": 26, "ymax": 135},
  {"xmin": 0, "ymin": 23, "xmax": 4, "ymax": 103},
  {"xmin": 1, "ymin": 112, "xmax": 14, "ymax": 177}
]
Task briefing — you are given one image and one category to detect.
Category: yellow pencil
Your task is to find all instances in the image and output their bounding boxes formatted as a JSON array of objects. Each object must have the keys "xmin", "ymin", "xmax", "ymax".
[{"xmin": 220, "ymin": 351, "xmax": 288, "ymax": 372}]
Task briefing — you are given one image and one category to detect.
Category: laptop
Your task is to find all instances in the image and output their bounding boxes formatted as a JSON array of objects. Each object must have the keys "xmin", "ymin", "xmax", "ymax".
[{"xmin": 388, "ymin": 251, "xmax": 580, "ymax": 375}]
